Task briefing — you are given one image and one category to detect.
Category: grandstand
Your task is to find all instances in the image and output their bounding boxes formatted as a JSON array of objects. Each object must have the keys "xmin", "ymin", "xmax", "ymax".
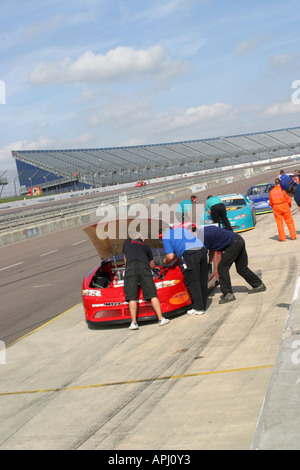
[{"xmin": 11, "ymin": 127, "xmax": 300, "ymax": 195}]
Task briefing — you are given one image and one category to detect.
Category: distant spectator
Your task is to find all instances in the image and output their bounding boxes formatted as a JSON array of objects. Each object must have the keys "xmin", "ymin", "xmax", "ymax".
[{"xmin": 175, "ymin": 195, "xmax": 198, "ymax": 223}]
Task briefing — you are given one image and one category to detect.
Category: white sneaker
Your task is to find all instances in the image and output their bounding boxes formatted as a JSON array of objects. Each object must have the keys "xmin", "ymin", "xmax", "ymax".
[
  {"xmin": 128, "ymin": 322, "xmax": 139, "ymax": 330},
  {"xmin": 158, "ymin": 317, "xmax": 170, "ymax": 326},
  {"xmin": 194, "ymin": 310, "xmax": 205, "ymax": 315},
  {"xmin": 187, "ymin": 309, "xmax": 205, "ymax": 315}
]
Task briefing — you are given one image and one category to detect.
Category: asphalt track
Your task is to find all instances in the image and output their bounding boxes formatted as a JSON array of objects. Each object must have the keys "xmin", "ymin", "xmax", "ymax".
[{"xmin": 1, "ymin": 168, "xmax": 300, "ymax": 450}]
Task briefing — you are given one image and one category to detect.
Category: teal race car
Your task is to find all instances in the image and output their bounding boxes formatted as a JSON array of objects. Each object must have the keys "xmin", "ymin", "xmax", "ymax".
[{"xmin": 201, "ymin": 193, "xmax": 257, "ymax": 232}]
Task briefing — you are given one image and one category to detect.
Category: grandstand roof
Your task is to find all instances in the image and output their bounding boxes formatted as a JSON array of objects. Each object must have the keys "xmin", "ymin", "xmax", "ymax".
[{"xmin": 11, "ymin": 127, "xmax": 300, "ymax": 186}]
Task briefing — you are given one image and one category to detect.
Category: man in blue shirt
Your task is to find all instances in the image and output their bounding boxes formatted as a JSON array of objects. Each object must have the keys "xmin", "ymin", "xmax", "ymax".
[
  {"xmin": 205, "ymin": 195, "xmax": 233, "ymax": 231},
  {"xmin": 161, "ymin": 226, "xmax": 208, "ymax": 315},
  {"xmin": 198, "ymin": 225, "xmax": 266, "ymax": 304}
]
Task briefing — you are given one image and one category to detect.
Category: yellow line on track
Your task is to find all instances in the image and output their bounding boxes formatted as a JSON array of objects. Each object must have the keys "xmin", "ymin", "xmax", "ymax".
[
  {"xmin": 0, "ymin": 364, "xmax": 273, "ymax": 397},
  {"xmin": 6, "ymin": 303, "xmax": 82, "ymax": 349}
]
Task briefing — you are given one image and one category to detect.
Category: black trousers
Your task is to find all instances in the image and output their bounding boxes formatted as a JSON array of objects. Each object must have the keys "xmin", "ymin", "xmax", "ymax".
[
  {"xmin": 210, "ymin": 203, "xmax": 233, "ymax": 231},
  {"xmin": 218, "ymin": 234, "xmax": 262, "ymax": 295},
  {"xmin": 182, "ymin": 248, "xmax": 208, "ymax": 311}
]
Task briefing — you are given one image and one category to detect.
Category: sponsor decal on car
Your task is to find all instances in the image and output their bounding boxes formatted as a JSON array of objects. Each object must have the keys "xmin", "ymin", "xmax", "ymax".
[
  {"xmin": 155, "ymin": 279, "xmax": 180, "ymax": 289},
  {"xmin": 169, "ymin": 291, "xmax": 190, "ymax": 305}
]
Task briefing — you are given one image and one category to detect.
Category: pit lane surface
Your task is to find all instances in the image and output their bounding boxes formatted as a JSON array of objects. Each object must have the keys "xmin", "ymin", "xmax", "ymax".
[{"xmin": 1, "ymin": 169, "xmax": 299, "ymax": 449}]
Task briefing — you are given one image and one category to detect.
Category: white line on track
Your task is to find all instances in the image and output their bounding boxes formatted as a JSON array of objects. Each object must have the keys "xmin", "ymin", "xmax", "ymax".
[
  {"xmin": 1, "ymin": 240, "xmax": 86, "ymax": 272},
  {"xmin": 0, "ymin": 262, "xmax": 24, "ymax": 271},
  {"xmin": 72, "ymin": 239, "xmax": 87, "ymax": 246},
  {"xmin": 33, "ymin": 284, "xmax": 52, "ymax": 288},
  {"xmin": 39, "ymin": 250, "xmax": 58, "ymax": 257}
]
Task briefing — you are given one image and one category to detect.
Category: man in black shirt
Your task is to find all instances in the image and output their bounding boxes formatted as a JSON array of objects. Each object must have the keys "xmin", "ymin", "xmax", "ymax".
[{"xmin": 122, "ymin": 236, "xmax": 170, "ymax": 330}]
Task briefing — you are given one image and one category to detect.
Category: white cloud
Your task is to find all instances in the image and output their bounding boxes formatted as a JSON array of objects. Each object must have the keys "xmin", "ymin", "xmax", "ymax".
[
  {"xmin": 87, "ymin": 99, "xmax": 233, "ymax": 142},
  {"xmin": 269, "ymin": 54, "xmax": 291, "ymax": 68},
  {"xmin": 29, "ymin": 45, "xmax": 188, "ymax": 85},
  {"xmin": 70, "ymin": 88, "xmax": 99, "ymax": 106},
  {"xmin": 154, "ymin": 102, "xmax": 233, "ymax": 140},
  {"xmin": 0, "ymin": 144, "xmax": 18, "ymax": 170},
  {"xmin": 0, "ymin": 137, "xmax": 54, "ymax": 170},
  {"xmin": 132, "ymin": 0, "xmax": 207, "ymax": 24},
  {"xmin": 0, "ymin": 133, "xmax": 94, "ymax": 170},
  {"xmin": 264, "ymin": 101, "xmax": 300, "ymax": 116},
  {"xmin": 234, "ymin": 35, "xmax": 272, "ymax": 56},
  {"xmin": 23, "ymin": 14, "xmax": 72, "ymax": 39}
]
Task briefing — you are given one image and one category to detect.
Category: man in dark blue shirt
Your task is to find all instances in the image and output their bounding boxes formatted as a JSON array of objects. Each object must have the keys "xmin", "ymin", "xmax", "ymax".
[
  {"xmin": 294, "ymin": 184, "xmax": 300, "ymax": 208},
  {"xmin": 198, "ymin": 225, "xmax": 266, "ymax": 304}
]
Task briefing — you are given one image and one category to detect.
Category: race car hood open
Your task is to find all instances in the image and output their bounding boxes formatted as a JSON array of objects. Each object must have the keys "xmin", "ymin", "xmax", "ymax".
[{"xmin": 84, "ymin": 218, "xmax": 170, "ymax": 260}]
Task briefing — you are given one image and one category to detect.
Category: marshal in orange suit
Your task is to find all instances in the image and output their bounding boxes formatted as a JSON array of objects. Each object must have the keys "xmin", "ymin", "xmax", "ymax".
[{"xmin": 269, "ymin": 178, "xmax": 297, "ymax": 241}]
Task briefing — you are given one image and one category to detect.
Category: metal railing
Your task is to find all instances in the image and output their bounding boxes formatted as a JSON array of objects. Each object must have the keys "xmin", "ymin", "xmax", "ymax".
[{"xmin": 0, "ymin": 180, "xmax": 179, "ymax": 232}]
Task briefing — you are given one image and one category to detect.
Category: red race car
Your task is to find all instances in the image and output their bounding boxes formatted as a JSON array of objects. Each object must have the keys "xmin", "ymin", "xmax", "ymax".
[
  {"xmin": 135, "ymin": 181, "xmax": 146, "ymax": 187},
  {"xmin": 82, "ymin": 219, "xmax": 220, "ymax": 327}
]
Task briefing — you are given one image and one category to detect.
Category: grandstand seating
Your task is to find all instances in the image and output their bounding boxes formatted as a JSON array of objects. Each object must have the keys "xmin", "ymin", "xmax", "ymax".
[{"xmin": 11, "ymin": 127, "xmax": 300, "ymax": 193}]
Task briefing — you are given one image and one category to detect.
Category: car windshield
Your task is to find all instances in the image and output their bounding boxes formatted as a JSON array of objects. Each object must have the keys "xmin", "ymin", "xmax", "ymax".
[
  {"xmin": 246, "ymin": 184, "xmax": 275, "ymax": 196},
  {"xmin": 221, "ymin": 197, "xmax": 246, "ymax": 207},
  {"xmin": 246, "ymin": 185, "xmax": 267, "ymax": 196},
  {"xmin": 265, "ymin": 184, "xmax": 275, "ymax": 193}
]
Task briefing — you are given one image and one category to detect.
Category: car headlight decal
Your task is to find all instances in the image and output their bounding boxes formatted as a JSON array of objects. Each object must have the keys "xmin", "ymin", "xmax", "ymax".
[{"xmin": 82, "ymin": 289, "xmax": 102, "ymax": 296}]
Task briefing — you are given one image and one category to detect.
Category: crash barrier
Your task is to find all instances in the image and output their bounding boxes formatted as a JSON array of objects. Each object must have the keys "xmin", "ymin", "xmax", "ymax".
[
  {"xmin": 0, "ymin": 161, "xmax": 296, "ymax": 247},
  {"xmin": 251, "ymin": 286, "xmax": 300, "ymax": 450}
]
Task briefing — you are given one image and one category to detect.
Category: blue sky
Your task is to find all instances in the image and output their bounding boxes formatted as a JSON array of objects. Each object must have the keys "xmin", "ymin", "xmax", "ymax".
[{"xmin": 1, "ymin": 0, "xmax": 300, "ymax": 171}]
